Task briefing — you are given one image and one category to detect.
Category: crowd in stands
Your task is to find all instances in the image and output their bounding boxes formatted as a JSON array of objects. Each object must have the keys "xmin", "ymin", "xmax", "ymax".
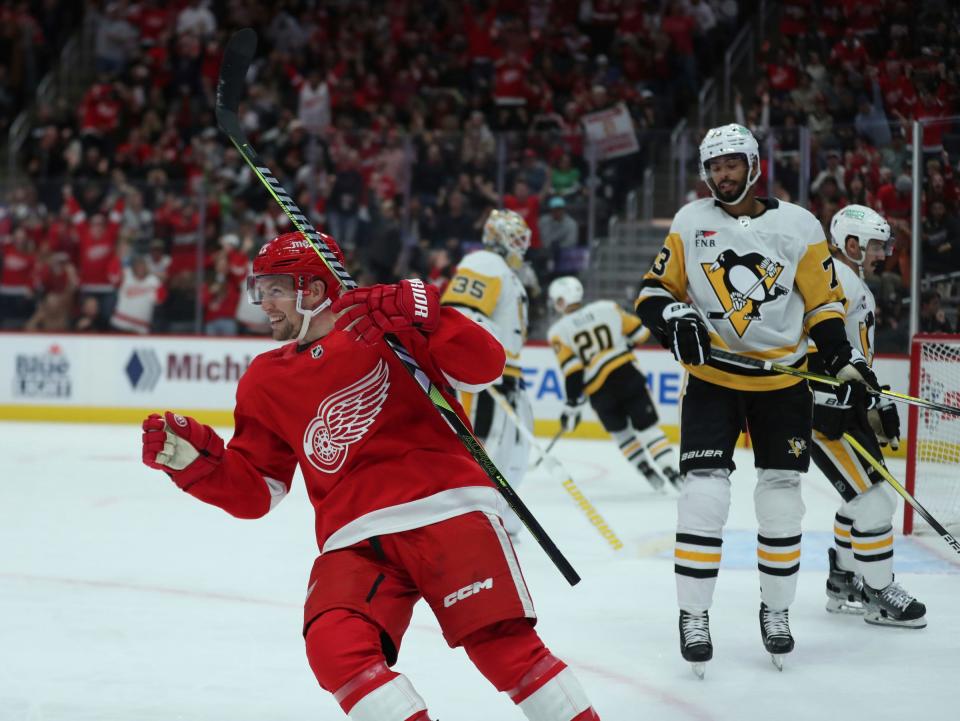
[
  {"xmin": 0, "ymin": 0, "xmax": 750, "ymax": 337},
  {"xmin": 702, "ymin": 0, "xmax": 960, "ymax": 350}
]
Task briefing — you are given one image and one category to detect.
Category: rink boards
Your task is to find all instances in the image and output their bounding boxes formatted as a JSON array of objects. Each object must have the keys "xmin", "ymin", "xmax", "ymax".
[{"xmin": 0, "ymin": 332, "xmax": 909, "ymax": 456}]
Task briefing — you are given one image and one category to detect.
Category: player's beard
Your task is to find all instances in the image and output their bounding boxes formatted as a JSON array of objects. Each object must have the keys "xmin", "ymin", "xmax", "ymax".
[
  {"xmin": 715, "ymin": 176, "xmax": 748, "ymax": 204},
  {"xmin": 271, "ymin": 314, "xmax": 298, "ymax": 341}
]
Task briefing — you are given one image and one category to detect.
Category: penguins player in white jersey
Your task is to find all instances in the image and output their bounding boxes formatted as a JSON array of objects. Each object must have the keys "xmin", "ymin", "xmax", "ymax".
[
  {"xmin": 810, "ymin": 205, "xmax": 926, "ymax": 628},
  {"xmin": 546, "ymin": 276, "xmax": 681, "ymax": 490},
  {"xmin": 635, "ymin": 124, "xmax": 878, "ymax": 676},
  {"xmin": 441, "ymin": 209, "xmax": 533, "ymax": 539}
]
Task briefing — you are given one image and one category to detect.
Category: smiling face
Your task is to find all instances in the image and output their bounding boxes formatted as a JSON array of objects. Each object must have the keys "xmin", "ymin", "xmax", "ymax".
[
  {"xmin": 706, "ymin": 154, "xmax": 750, "ymax": 204},
  {"xmin": 255, "ymin": 275, "xmax": 327, "ymax": 341}
]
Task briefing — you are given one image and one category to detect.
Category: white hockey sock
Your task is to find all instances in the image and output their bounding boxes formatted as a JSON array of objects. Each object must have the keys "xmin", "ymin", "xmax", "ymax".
[
  {"xmin": 851, "ymin": 525, "xmax": 894, "ymax": 590},
  {"xmin": 337, "ymin": 668, "xmax": 428, "ymax": 721},
  {"xmin": 508, "ymin": 656, "xmax": 595, "ymax": 721},
  {"xmin": 833, "ymin": 512, "xmax": 856, "ymax": 570}
]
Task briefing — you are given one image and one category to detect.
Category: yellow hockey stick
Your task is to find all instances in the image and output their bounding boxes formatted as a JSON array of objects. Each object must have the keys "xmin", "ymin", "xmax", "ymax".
[
  {"xmin": 486, "ymin": 386, "xmax": 624, "ymax": 551},
  {"xmin": 709, "ymin": 348, "xmax": 960, "ymax": 418},
  {"xmin": 842, "ymin": 432, "xmax": 960, "ymax": 556}
]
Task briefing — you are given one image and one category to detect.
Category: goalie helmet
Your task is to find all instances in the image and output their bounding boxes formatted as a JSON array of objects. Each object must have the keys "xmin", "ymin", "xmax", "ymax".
[
  {"xmin": 548, "ymin": 276, "xmax": 584, "ymax": 312},
  {"xmin": 829, "ymin": 204, "xmax": 893, "ymax": 265},
  {"xmin": 698, "ymin": 123, "xmax": 761, "ymax": 206},
  {"xmin": 483, "ymin": 209, "xmax": 531, "ymax": 269},
  {"xmin": 248, "ymin": 231, "xmax": 347, "ymax": 341}
]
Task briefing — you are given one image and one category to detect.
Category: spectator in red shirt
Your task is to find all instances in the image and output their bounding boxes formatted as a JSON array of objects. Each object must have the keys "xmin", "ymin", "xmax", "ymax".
[
  {"xmin": 0, "ymin": 227, "xmax": 37, "ymax": 329},
  {"xmin": 26, "ymin": 251, "xmax": 78, "ymax": 332},
  {"xmin": 202, "ymin": 255, "xmax": 240, "ymax": 336},
  {"xmin": 876, "ymin": 174, "xmax": 913, "ymax": 222}
]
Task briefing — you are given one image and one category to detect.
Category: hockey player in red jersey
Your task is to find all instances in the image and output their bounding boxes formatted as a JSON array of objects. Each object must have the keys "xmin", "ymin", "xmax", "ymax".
[{"xmin": 141, "ymin": 231, "xmax": 600, "ymax": 721}]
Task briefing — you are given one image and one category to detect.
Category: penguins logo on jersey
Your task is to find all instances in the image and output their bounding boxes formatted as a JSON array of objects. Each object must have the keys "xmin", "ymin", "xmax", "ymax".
[{"xmin": 701, "ymin": 250, "xmax": 790, "ymax": 336}]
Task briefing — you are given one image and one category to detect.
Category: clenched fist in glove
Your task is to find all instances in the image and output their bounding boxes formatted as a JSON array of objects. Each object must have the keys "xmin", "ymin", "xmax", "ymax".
[
  {"xmin": 868, "ymin": 394, "xmax": 901, "ymax": 450},
  {"xmin": 560, "ymin": 397, "xmax": 587, "ymax": 433},
  {"xmin": 332, "ymin": 278, "xmax": 440, "ymax": 344},
  {"xmin": 142, "ymin": 412, "xmax": 224, "ymax": 490},
  {"xmin": 662, "ymin": 302, "xmax": 711, "ymax": 365},
  {"xmin": 823, "ymin": 346, "xmax": 880, "ymax": 431}
]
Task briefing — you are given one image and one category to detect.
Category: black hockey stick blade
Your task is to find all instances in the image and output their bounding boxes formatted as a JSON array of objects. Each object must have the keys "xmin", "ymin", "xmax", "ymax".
[
  {"xmin": 214, "ymin": 29, "xmax": 580, "ymax": 586},
  {"xmin": 216, "ymin": 28, "xmax": 256, "ymax": 118}
]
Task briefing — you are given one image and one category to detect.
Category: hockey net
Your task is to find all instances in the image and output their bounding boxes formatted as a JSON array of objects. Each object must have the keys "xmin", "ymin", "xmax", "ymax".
[{"xmin": 904, "ymin": 334, "xmax": 960, "ymax": 535}]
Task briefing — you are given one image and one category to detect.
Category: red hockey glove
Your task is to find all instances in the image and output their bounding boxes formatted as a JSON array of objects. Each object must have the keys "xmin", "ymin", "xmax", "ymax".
[
  {"xmin": 142, "ymin": 412, "xmax": 224, "ymax": 490},
  {"xmin": 332, "ymin": 278, "xmax": 440, "ymax": 344}
]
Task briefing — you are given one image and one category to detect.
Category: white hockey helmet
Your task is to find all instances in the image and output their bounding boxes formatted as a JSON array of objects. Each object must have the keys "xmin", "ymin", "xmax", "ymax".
[
  {"xmin": 698, "ymin": 123, "xmax": 762, "ymax": 205},
  {"xmin": 548, "ymin": 276, "xmax": 584, "ymax": 312},
  {"xmin": 483, "ymin": 209, "xmax": 531, "ymax": 269},
  {"xmin": 829, "ymin": 204, "xmax": 893, "ymax": 265}
]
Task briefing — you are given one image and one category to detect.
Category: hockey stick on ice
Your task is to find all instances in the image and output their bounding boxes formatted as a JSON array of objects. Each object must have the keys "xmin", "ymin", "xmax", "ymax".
[
  {"xmin": 216, "ymin": 29, "xmax": 579, "ymax": 585},
  {"xmin": 709, "ymin": 348, "xmax": 960, "ymax": 418},
  {"xmin": 531, "ymin": 428, "xmax": 564, "ymax": 469},
  {"xmin": 842, "ymin": 432, "xmax": 960, "ymax": 557},
  {"xmin": 486, "ymin": 387, "xmax": 624, "ymax": 551}
]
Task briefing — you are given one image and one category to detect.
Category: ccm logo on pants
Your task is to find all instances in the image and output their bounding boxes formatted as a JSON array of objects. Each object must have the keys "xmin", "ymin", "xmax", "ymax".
[{"xmin": 444, "ymin": 578, "xmax": 494, "ymax": 608}]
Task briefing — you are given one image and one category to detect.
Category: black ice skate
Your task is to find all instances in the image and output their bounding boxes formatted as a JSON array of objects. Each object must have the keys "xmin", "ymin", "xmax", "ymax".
[
  {"xmin": 679, "ymin": 610, "xmax": 712, "ymax": 679},
  {"xmin": 825, "ymin": 548, "xmax": 865, "ymax": 615},
  {"xmin": 861, "ymin": 578, "xmax": 927, "ymax": 629},
  {"xmin": 636, "ymin": 459, "xmax": 666, "ymax": 491},
  {"xmin": 759, "ymin": 603, "xmax": 794, "ymax": 671}
]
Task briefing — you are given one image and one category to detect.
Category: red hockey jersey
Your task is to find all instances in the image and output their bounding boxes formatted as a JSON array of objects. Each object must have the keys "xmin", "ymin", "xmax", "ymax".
[{"xmin": 182, "ymin": 308, "xmax": 508, "ymax": 554}]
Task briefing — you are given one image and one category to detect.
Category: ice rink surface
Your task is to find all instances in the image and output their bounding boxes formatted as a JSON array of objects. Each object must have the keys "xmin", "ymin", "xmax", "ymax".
[{"xmin": 2, "ymin": 421, "xmax": 958, "ymax": 721}]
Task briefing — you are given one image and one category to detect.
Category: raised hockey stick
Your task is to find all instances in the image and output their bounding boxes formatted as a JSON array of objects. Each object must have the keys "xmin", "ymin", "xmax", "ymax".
[
  {"xmin": 486, "ymin": 386, "xmax": 624, "ymax": 551},
  {"xmin": 216, "ymin": 29, "xmax": 579, "ymax": 585},
  {"xmin": 842, "ymin": 432, "xmax": 960, "ymax": 556},
  {"xmin": 531, "ymin": 428, "xmax": 564, "ymax": 469},
  {"xmin": 709, "ymin": 348, "xmax": 960, "ymax": 418}
]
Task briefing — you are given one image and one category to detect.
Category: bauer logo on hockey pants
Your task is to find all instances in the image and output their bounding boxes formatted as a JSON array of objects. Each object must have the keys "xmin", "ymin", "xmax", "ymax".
[
  {"xmin": 443, "ymin": 578, "xmax": 494, "ymax": 608},
  {"xmin": 680, "ymin": 449, "xmax": 723, "ymax": 461}
]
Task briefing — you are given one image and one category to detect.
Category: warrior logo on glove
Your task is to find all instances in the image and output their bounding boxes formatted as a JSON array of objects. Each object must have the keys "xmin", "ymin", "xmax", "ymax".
[
  {"xmin": 701, "ymin": 250, "xmax": 790, "ymax": 336},
  {"xmin": 302, "ymin": 359, "xmax": 391, "ymax": 473}
]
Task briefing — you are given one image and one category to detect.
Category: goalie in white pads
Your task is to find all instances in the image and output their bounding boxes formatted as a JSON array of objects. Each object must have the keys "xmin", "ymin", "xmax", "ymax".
[
  {"xmin": 635, "ymin": 124, "xmax": 877, "ymax": 675},
  {"xmin": 810, "ymin": 204, "xmax": 926, "ymax": 628},
  {"xmin": 441, "ymin": 209, "xmax": 533, "ymax": 538},
  {"xmin": 546, "ymin": 276, "xmax": 681, "ymax": 491}
]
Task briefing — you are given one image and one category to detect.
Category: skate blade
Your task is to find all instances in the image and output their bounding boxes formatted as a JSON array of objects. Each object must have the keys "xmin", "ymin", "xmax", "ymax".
[
  {"xmin": 691, "ymin": 662, "xmax": 705, "ymax": 679},
  {"xmin": 863, "ymin": 612, "xmax": 927, "ymax": 629},
  {"xmin": 825, "ymin": 598, "xmax": 866, "ymax": 615},
  {"xmin": 770, "ymin": 654, "xmax": 783, "ymax": 671}
]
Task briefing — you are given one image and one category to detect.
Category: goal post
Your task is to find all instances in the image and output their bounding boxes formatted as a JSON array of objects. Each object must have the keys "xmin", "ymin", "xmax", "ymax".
[{"xmin": 904, "ymin": 333, "xmax": 960, "ymax": 536}]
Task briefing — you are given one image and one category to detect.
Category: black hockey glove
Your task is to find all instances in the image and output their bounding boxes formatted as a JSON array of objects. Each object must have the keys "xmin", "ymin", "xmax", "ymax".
[
  {"xmin": 823, "ymin": 346, "xmax": 880, "ymax": 432},
  {"xmin": 662, "ymin": 302, "xmax": 711, "ymax": 365},
  {"xmin": 812, "ymin": 392, "xmax": 851, "ymax": 441},
  {"xmin": 560, "ymin": 397, "xmax": 586, "ymax": 433},
  {"xmin": 868, "ymin": 393, "xmax": 901, "ymax": 450}
]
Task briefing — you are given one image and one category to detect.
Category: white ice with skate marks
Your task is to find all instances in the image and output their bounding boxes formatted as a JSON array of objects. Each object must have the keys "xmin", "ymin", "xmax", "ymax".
[{"xmin": 1, "ymin": 423, "xmax": 958, "ymax": 721}]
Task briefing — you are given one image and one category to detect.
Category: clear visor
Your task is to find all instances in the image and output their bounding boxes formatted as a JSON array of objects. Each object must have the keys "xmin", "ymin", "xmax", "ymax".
[
  {"xmin": 865, "ymin": 236, "xmax": 894, "ymax": 259},
  {"xmin": 246, "ymin": 274, "xmax": 298, "ymax": 305}
]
